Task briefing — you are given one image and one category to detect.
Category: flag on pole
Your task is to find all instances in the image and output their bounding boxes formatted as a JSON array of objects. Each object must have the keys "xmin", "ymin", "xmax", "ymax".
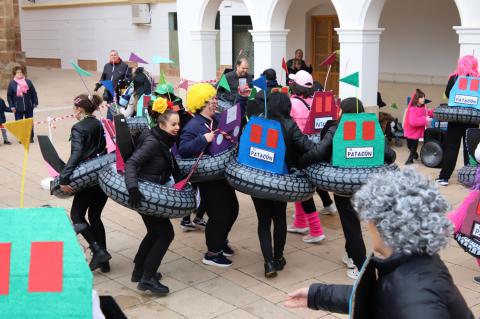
[
  {"xmin": 282, "ymin": 57, "xmax": 288, "ymax": 75},
  {"xmin": 248, "ymin": 87, "xmax": 257, "ymax": 101},
  {"xmin": 70, "ymin": 62, "xmax": 92, "ymax": 77},
  {"xmin": 178, "ymin": 79, "xmax": 189, "ymax": 91},
  {"xmin": 100, "ymin": 80, "xmax": 115, "ymax": 97},
  {"xmin": 319, "ymin": 52, "xmax": 337, "ymax": 68},
  {"xmin": 217, "ymin": 74, "xmax": 231, "ymax": 92},
  {"xmin": 340, "ymin": 72, "xmax": 359, "ymax": 88},
  {"xmin": 129, "ymin": 52, "xmax": 148, "ymax": 64},
  {"xmin": 4, "ymin": 118, "xmax": 33, "ymax": 207},
  {"xmin": 252, "ymin": 75, "xmax": 267, "ymax": 91},
  {"xmin": 152, "ymin": 55, "xmax": 174, "ymax": 64}
]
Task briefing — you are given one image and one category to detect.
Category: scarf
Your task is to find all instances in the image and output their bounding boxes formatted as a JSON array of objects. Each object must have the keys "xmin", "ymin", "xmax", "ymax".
[{"xmin": 14, "ymin": 77, "xmax": 28, "ymax": 97}]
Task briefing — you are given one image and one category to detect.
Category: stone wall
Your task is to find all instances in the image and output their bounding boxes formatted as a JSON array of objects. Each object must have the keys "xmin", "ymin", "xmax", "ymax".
[{"xmin": 0, "ymin": 0, "xmax": 25, "ymax": 88}]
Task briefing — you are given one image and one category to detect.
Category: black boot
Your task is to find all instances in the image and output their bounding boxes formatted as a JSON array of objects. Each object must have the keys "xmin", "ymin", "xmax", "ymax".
[
  {"xmin": 405, "ymin": 153, "xmax": 414, "ymax": 165},
  {"xmin": 413, "ymin": 152, "xmax": 419, "ymax": 160},
  {"xmin": 100, "ymin": 261, "xmax": 110, "ymax": 273},
  {"xmin": 131, "ymin": 266, "xmax": 162, "ymax": 283},
  {"xmin": 264, "ymin": 260, "xmax": 277, "ymax": 278},
  {"xmin": 273, "ymin": 257, "xmax": 286, "ymax": 271},
  {"xmin": 89, "ymin": 242, "xmax": 111, "ymax": 271},
  {"xmin": 137, "ymin": 275, "xmax": 169, "ymax": 295}
]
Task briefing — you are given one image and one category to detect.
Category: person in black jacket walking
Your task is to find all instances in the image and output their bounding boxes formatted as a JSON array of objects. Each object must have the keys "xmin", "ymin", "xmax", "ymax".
[
  {"xmin": 436, "ymin": 55, "xmax": 480, "ymax": 186},
  {"xmin": 59, "ymin": 94, "xmax": 111, "ymax": 272},
  {"xmin": 285, "ymin": 168, "xmax": 473, "ymax": 319},
  {"xmin": 125, "ymin": 97, "xmax": 180, "ymax": 295},
  {"xmin": 7, "ymin": 65, "xmax": 38, "ymax": 143},
  {"xmin": 95, "ymin": 50, "xmax": 132, "ymax": 119},
  {"xmin": 299, "ymin": 98, "xmax": 396, "ymax": 279}
]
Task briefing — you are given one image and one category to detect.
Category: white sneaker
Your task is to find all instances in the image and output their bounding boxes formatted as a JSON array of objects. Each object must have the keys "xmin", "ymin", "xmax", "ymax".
[
  {"xmin": 435, "ymin": 178, "xmax": 449, "ymax": 186},
  {"xmin": 320, "ymin": 204, "xmax": 337, "ymax": 215},
  {"xmin": 287, "ymin": 224, "xmax": 309, "ymax": 234},
  {"xmin": 342, "ymin": 255, "xmax": 355, "ymax": 269},
  {"xmin": 302, "ymin": 234, "xmax": 326, "ymax": 243},
  {"xmin": 347, "ymin": 268, "xmax": 359, "ymax": 280}
]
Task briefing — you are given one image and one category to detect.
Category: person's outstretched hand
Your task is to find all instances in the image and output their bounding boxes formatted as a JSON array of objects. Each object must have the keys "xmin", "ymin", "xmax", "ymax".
[
  {"xmin": 128, "ymin": 187, "xmax": 144, "ymax": 208},
  {"xmin": 284, "ymin": 287, "xmax": 309, "ymax": 308}
]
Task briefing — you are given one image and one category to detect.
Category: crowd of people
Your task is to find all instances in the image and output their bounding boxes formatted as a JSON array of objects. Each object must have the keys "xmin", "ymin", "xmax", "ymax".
[{"xmin": 1, "ymin": 49, "xmax": 478, "ymax": 317}]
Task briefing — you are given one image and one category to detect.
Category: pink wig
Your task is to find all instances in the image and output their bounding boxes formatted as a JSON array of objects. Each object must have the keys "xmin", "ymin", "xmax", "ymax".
[{"xmin": 451, "ymin": 55, "xmax": 480, "ymax": 77}]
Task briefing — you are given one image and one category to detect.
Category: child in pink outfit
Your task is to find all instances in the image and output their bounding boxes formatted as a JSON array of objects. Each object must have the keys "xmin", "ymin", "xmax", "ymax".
[
  {"xmin": 403, "ymin": 88, "xmax": 433, "ymax": 165},
  {"xmin": 286, "ymin": 70, "xmax": 326, "ymax": 243}
]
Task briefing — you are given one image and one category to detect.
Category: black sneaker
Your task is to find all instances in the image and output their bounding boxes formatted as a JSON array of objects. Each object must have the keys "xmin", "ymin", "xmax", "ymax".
[
  {"xmin": 405, "ymin": 158, "xmax": 414, "ymax": 165},
  {"xmin": 100, "ymin": 261, "xmax": 110, "ymax": 273},
  {"xmin": 180, "ymin": 220, "xmax": 197, "ymax": 232},
  {"xmin": 273, "ymin": 257, "xmax": 286, "ymax": 271},
  {"xmin": 193, "ymin": 217, "xmax": 207, "ymax": 229},
  {"xmin": 131, "ymin": 269, "xmax": 162, "ymax": 283},
  {"xmin": 264, "ymin": 261, "xmax": 277, "ymax": 278},
  {"xmin": 413, "ymin": 152, "xmax": 419, "ymax": 160},
  {"xmin": 474, "ymin": 276, "xmax": 480, "ymax": 285},
  {"xmin": 4, "ymin": 141, "xmax": 11, "ymax": 145},
  {"xmin": 202, "ymin": 252, "xmax": 232, "ymax": 267},
  {"xmin": 137, "ymin": 276, "xmax": 169, "ymax": 295},
  {"xmin": 222, "ymin": 241, "xmax": 234, "ymax": 257}
]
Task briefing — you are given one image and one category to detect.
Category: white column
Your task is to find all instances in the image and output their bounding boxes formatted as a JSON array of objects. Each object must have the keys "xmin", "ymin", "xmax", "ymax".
[
  {"xmin": 335, "ymin": 28, "xmax": 384, "ymax": 109},
  {"xmin": 220, "ymin": 14, "xmax": 233, "ymax": 66},
  {"xmin": 454, "ymin": 27, "xmax": 480, "ymax": 61},
  {"xmin": 249, "ymin": 30, "xmax": 289, "ymax": 79},
  {"xmin": 178, "ymin": 30, "xmax": 218, "ymax": 82}
]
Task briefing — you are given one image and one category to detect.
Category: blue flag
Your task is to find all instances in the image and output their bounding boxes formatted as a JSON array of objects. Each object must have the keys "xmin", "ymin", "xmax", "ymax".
[
  {"xmin": 252, "ymin": 75, "xmax": 267, "ymax": 91},
  {"xmin": 100, "ymin": 80, "xmax": 115, "ymax": 97}
]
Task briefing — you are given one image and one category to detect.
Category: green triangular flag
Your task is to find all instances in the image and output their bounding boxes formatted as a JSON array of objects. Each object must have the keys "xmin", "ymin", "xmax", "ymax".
[
  {"xmin": 159, "ymin": 70, "xmax": 167, "ymax": 85},
  {"xmin": 390, "ymin": 103, "xmax": 398, "ymax": 110},
  {"xmin": 340, "ymin": 72, "xmax": 359, "ymax": 88},
  {"xmin": 469, "ymin": 154, "xmax": 477, "ymax": 166},
  {"xmin": 70, "ymin": 61, "xmax": 92, "ymax": 77},
  {"xmin": 248, "ymin": 87, "xmax": 257, "ymax": 101},
  {"xmin": 217, "ymin": 74, "xmax": 231, "ymax": 92}
]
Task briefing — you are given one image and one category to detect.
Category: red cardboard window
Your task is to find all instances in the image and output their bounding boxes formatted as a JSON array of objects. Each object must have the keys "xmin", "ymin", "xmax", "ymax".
[
  {"xmin": 0, "ymin": 243, "xmax": 11, "ymax": 295},
  {"xmin": 362, "ymin": 121, "xmax": 375, "ymax": 140},
  {"xmin": 250, "ymin": 124, "xmax": 263, "ymax": 144},
  {"xmin": 324, "ymin": 95, "xmax": 332, "ymax": 112},
  {"xmin": 28, "ymin": 242, "xmax": 63, "ymax": 293},
  {"xmin": 266, "ymin": 129, "xmax": 279, "ymax": 148},
  {"xmin": 459, "ymin": 77, "xmax": 468, "ymax": 90},
  {"xmin": 471, "ymin": 79, "xmax": 479, "ymax": 92},
  {"xmin": 344, "ymin": 121, "xmax": 356, "ymax": 140},
  {"xmin": 315, "ymin": 98, "xmax": 323, "ymax": 112}
]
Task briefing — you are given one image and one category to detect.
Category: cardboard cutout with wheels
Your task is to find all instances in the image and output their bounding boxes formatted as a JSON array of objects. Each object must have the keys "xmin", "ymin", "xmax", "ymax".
[
  {"xmin": 209, "ymin": 103, "xmax": 242, "ymax": 155},
  {"xmin": 303, "ymin": 91, "xmax": 339, "ymax": 135},
  {"xmin": 454, "ymin": 190, "xmax": 480, "ymax": 257},
  {"xmin": 449, "ymin": 76, "xmax": 480, "ymax": 109}
]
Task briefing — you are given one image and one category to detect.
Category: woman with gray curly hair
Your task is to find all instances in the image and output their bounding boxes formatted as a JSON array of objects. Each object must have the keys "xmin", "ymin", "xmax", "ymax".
[{"xmin": 285, "ymin": 168, "xmax": 473, "ymax": 318}]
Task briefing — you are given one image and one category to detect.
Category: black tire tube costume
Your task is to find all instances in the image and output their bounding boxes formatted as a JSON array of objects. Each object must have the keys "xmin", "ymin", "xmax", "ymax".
[
  {"xmin": 50, "ymin": 153, "xmax": 116, "ymax": 198},
  {"xmin": 457, "ymin": 165, "xmax": 478, "ymax": 188},
  {"xmin": 434, "ymin": 106, "xmax": 480, "ymax": 125},
  {"xmin": 126, "ymin": 117, "xmax": 149, "ymax": 135},
  {"xmin": 98, "ymin": 164, "xmax": 196, "ymax": 218},
  {"xmin": 305, "ymin": 163, "xmax": 399, "ymax": 196},
  {"xmin": 225, "ymin": 161, "xmax": 315, "ymax": 202}
]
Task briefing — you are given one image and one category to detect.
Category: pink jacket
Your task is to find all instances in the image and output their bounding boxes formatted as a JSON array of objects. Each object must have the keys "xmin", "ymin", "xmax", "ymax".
[
  {"xmin": 290, "ymin": 95, "xmax": 312, "ymax": 132},
  {"xmin": 403, "ymin": 105, "xmax": 433, "ymax": 139}
]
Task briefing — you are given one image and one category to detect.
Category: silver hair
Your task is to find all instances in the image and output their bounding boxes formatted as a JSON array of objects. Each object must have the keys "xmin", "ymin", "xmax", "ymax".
[
  {"xmin": 353, "ymin": 167, "xmax": 453, "ymax": 256},
  {"xmin": 109, "ymin": 50, "xmax": 119, "ymax": 55}
]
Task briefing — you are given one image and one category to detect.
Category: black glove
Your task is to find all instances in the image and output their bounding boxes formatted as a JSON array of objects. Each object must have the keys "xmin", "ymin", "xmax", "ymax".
[
  {"xmin": 94, "ymin": 82, "xmax": 102, "ymax": 92},
  {"xmin": 127, "ymin": 187, "xmax": 144, "ymax": 209}
]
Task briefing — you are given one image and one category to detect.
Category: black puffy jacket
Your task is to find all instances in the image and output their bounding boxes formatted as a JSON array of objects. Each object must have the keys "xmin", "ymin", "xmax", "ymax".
[
  {"xmin": 299, "ymin": 120, "xmax": 396, "ymax": 167},
  {"xmin": 279, "ymin": 117, "xmax": 315, "ymax": 170},
  {"xmin": 7, "ymin": 79, "xmax": 38, "ymax": 113},
  {"xmin": 308, "ymin": 253, "xmax": 473, "ymax": 319},
  {"xmin": 125, "ymin": 126, "xmax": 180, "ymax": 190},
  {"xmin": 100, "ymin": 60, "xmax": 131, "ymax": 101},
  {"xmin": 59, "ymin": 116, "xmax": 106, "ymax": 184}
]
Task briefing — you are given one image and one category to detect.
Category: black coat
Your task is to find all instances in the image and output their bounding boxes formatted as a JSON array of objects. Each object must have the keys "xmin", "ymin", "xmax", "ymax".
[
  {"xmin": 299, "ymin": 120, "xmax": 396, "ymax": 167},
  {"xmin": 100, "ymin": 60, "xmax": 132, "ymax": 100},
  {"xmin": 276, "ymin": 117, "xmax": 315, "ymax": 171},
  {"xmin": 0, "ymin": 98, "xmax": 11, "ymax": 124},
  {"xmin": 7, "ymin": 79, "xmax": 38, "ymax": 113},
  {"xmin": 59, "ymin": 116, "xmax": 106, "ymax": 184},
  {"xmin": 217, "ymin": 70, "xmax": 253, "ymax": 105},
  {"xmin": 125, "ymin": 126, "xmax": 180, "ymax": 190},
  {"xmin": 307, "ymin": 253, "xmax": 473, "ymax": 319}
]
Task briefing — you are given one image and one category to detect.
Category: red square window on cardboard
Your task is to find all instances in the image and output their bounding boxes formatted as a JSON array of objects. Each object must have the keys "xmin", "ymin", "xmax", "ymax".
[
  {"xmin": 362, "ymin": 121, "xmax": 375, "ymax": 140},
  {"xmin": 250, "ymin": 124, "xmax": 262, "ymax": 144},
  {"xmin": 0, "ymin": 243, "xmax": 11, "ymax": 295},
  {"xmin": 471, "ymin": 79, "xmax": 479, "ymax": 92},
  {"xmin": 28, "ymin": 242, "xmax": 63, "ymax": 293},
  {"xmin": 344, "ymin": 121, "xmax": 356, "ymax": 140},
  {"xmin": 459, "ymin": 77, "xmax": 468, "ymax": 90},
  {"xmin": 266, "ymin": 129, "xmax": 279, "ymax": 148}
]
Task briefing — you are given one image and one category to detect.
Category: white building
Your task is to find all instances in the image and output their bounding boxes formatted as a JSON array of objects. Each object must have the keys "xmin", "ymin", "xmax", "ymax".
[{"xmin": 20, "ymin": 0, "xmax": 480, "ymax": 109}]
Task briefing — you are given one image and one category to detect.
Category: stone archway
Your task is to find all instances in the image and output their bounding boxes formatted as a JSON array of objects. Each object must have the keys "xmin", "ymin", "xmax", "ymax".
[{"xmin": 0, "ymin": 0, "xmax": 24, "ymax": 88}]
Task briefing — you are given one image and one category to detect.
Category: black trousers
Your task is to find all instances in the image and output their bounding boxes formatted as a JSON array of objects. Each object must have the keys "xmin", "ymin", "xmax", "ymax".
[
  {"xmin": 199, "ymin": 179, "xmax": 239, "ymax": 253},
  {"xmin": 406, "ymin": 139, "xmax": 419, "ymax": 156},
  {"xmin": 70, "ymin": 185, "xmax": 108, "ymax": 248},
  {"xmin": 334, "ymin": 194, "xmax": 366, "ymax": 269},
  {"xmin": 439, "ymin": 122, "xmax": 478, "ymax": 180},
  {"xmin": 251, "ymin": 197, "xmax": 287, "ymax": 261},
  {"xmin": 182, "ymin": 190, "xmax": 206, "ymax": 222},
  {"xmin": 134, "ymin": 215, "xmax": 174, "ymax": 278},
  {"xmin": 14, "ymin": 110, "xmax": 34, "ymax": 140},
  {"xmin": 301, "ymin": 189, "xmax": 333, "ymax": 214},
  {"xmin": 317, "ymin": 189, "xmax": 333, "ymax": 207}
]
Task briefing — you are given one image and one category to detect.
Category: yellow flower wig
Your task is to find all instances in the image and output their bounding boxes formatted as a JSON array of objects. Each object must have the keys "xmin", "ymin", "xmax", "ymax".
[
  {"xmin": 152, "ymin": 97, "xmax": 168, "ymax": 114},
  {"xmin": 186, "ymin": 83, "xmax": 217, "ymax": 113}
]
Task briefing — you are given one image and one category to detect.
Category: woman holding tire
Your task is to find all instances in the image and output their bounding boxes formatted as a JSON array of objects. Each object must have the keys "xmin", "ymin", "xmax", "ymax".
[
  {"xmin": 299, "ymin": 98, "xmax": 396, "ymax": 279},
  {"xmin": 178, "ymin": 83, "xmax": 239, "ymax": 268},
  {"xmin": 59, "ymin": 94, "xmax": 111, "ymax": 272},
  {"xmin": 125, "ymin": 98, "xmax": 181, "ymax": 295},
  {"xmin": 436, "ymin": 55, "xmax": 480, "ymax": 186}
]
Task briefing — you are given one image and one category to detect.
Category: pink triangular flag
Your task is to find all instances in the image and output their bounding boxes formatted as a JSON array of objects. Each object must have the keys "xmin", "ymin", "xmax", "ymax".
[
  {"xmin": 129, "ymin": 52, "xmax": 148, "ymax": 64},
  {"xmin": 116, "ymin": 144, "xmax": 125, "ymax": 173},
  {"xmin": 178, "ymin": 79, "xmax": 189, "ymax": 91},
  {"xmin": 45, "ymin": 162, "xmax": 60, "ymax": 178},
  {"xmin": 102, "ymin": 119, "xmax": 116, "ymax": 153}
]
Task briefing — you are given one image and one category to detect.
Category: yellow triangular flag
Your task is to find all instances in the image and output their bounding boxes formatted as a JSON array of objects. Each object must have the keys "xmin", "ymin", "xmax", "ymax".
[{"xmin": 4, "ymin": 118, "xmax": 33, "ymax": 150}]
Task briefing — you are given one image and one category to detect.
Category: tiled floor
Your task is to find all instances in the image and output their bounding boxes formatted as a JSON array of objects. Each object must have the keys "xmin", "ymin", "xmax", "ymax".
[{"xmin": 0, "ymin": 67, "xmax": 479, "ymax": 318}]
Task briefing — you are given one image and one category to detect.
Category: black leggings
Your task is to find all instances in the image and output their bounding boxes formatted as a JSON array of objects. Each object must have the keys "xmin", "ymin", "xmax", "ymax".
[
  {"xmin": 407, "ymin": 139, "xmax": 419, "ymax": 155},
  {"xmin": 199, "ymin": 179, "xmax": 239, "ymax": 253},
  {"xmin": 70, "ymin": 185, "xmax": 108, "ymax": 248},
  {"xmin": 439, "ymin": 122, "xmax": 478, "ymax": 180},
  {"xmin": 251, "ymin": 197, "xmax": 287, "ymax": 261},
  {"xmin": 301, "ymin": 189, "xmax": 333, "ymax": 214},
  {"xmin": 334, "ymin": 194, "xmax": 366, "ymax": 269},
  {"xmin": 134, "ymin": 215, "xmax": 174, "ymax": 278},
  {"xmin": 182, "ymin": 192, "xmax": 206, "ymax": 222}
]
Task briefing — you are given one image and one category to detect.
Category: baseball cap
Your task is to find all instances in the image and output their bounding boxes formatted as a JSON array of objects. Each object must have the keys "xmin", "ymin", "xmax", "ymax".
[{"xmin": 288, "ymin": 70, "xmax": 313, "ymax": 88}]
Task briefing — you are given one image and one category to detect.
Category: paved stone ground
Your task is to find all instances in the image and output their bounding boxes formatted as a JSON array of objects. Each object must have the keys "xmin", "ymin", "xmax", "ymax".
[{"xmin": 1, "ymin": 67, "xmax": 480, "ymax": 318}]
